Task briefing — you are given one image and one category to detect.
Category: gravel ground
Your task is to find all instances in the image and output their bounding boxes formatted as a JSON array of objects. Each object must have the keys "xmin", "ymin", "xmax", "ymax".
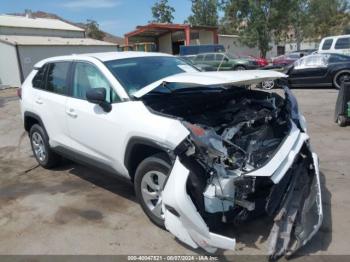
[{"xmin": 0, "ymin": 87, "xmax": 349, "ymax": 258}]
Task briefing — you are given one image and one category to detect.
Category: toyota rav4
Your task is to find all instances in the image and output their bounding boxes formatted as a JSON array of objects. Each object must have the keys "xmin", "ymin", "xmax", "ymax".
[{"xmin": 19, "ymin": 52, "xmax": 322, "ymax": 259}]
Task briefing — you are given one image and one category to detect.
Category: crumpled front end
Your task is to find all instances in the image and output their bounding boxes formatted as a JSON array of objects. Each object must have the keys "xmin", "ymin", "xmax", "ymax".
[
  {"xmin": 160, "ymin": 86, "xmax": 323, "ymax": 258},
  {"xmin": 162, "ymin": 135, "xmax": 322, "ymax": 257},
  {"xmin": 267, "ymin": 151, "xmax": 323, "ymax": 259}
]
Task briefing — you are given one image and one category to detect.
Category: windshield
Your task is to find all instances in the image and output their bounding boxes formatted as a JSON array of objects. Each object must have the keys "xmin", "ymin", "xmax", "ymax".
[{"xmin": 104, "ymin": 56, "xmax": 199, "ymax": 96}]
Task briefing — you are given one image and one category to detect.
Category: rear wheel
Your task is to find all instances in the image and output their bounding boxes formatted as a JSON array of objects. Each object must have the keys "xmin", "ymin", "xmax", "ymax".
[
  {"xmin": 134, "ymin": 153, "xmax": 171, "ymax": 228},
  {"xmin": 333, "ymin": 70, "xmax": 350, "ymax": 89},
  {"xmin": 29, "ymin": 124, "xmax": 61, "ymax": 168},
  {"xmin": 234, "ymin": 65, "xmax": 246, "ymax": 71},
  {"xmin": 337, "ymin": 115, "xmax": 347, "ymax": 127}
]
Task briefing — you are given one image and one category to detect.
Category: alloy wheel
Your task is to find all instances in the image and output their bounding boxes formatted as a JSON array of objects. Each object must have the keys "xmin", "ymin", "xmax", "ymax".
[
  {"xmin": 261, "ymin": 80, "xmax": 275, "ymax": 90},
  {"xmin": 32, "ymin": 131, "xmax": 46, "ymax": 162},
  {"xmin": 140, "ymin": 170, "xmax": 167, "ymax": 219},
  {"xmin": 336, "ymin": 72, "xmax": 350, "ymax": 89}
]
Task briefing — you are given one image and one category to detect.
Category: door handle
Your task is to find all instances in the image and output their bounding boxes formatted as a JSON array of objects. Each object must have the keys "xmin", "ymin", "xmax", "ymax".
[
  {"xmin": 35, "ymin": 98, "xmax": 43, "ymax": 104},
  {"xmin": 66, "ymin": 108, "xmax": 77, "ymax": 118}
]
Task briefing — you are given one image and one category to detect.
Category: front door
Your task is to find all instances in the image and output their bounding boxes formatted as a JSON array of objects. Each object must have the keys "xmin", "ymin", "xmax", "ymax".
[
  {"xmin": 289, "ymin": 55, "xmax": 329, "ymax": 86},
  {"xmin": 65, "ymin": 61, "xmax": 128, "ymax": 176}
]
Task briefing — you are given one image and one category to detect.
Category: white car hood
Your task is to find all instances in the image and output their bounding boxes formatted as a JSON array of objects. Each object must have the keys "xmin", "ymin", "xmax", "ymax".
[{"xmin": 133, "ymin": 70, "xmax": 287, "ymax": 98}]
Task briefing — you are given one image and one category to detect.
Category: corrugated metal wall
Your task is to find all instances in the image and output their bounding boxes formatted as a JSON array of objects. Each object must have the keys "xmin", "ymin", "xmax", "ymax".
[
  {"xmin": 0, "ymin": 42, "xmax": 21, "ymax": 88},
  {"xmin": 18, "ymin": 45, "xmax": 119, "ymax": 80}
]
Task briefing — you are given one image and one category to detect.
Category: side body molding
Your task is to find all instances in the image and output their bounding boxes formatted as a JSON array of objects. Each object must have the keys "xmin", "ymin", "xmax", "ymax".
[{"xmin": 162, "ymin": 158, "xmax": 236, "ymax": 253}]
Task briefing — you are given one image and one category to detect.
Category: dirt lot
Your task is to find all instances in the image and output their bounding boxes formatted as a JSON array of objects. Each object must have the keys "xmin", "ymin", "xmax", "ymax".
[{"xmin": 0, "ymin": 87, "xmax": 349, "ymax": 257}]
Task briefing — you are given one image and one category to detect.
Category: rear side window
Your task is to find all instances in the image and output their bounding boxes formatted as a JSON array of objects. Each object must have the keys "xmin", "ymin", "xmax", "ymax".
[
  {"xmin": 288, "ymin": 53, "xmax": 300, "ymax": 59},
  {"xmin": 322, "ymin": 39, "xmax": 333, "ymax": 50},
  {"xmin": 46, "ymin": 62, "xmax": 70, "ymax": 95},
  {"xmin": 32, "ymin": 65, "xmax": 47, "ymax": 89},
  {"xmin": 194, "ymin": 55, "xmax": 204, "ymax": 62},
  {"xmin": 215, "ymin": 54, "xmax": 224, "ymax": 61},
  {"xmin": 204, "ymin": 54, "xmax": 215, "ymax": 61},
  {"xmin": 335, "ymin": 37, "xmax": 350, "ymax": 49}
]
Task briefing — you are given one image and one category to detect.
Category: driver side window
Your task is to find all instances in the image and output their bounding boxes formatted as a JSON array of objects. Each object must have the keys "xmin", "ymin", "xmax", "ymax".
[{"xmin": 72, "ymin": 62, "xmax": 120, "ymax": 103}]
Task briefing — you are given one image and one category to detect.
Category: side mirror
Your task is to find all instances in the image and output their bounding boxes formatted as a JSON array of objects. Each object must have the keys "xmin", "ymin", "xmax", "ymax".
[{"xmin": 86, "ymin": 88, "xmax": 112, "ymax": 112}]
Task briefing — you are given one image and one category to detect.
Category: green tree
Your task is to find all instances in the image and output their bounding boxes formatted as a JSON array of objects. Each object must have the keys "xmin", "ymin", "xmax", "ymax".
[
  {"xmin": 151, "ymin": 0, "xmax": 175, "ymax": 23},
  {"xmin": 307, "ymin": 0, "xmax": 350, "ymax": 38},
  {"xmin": 187, "ymin": 0, "xmax": 218, "ymax": 26},
  {"xmin": 288, "ymin": 0, "xmax": 311, "ymax": 51},
  {"xmin": 220, "ymin": 0, "xmax": 289, "ymax": 58},
  {"xmin": 86, "ymin": 20, "xmax": 105, "ymax": 40},
  {"xmin": 344, "ymin": 25, "xmax": 350, "ymax": 34}
]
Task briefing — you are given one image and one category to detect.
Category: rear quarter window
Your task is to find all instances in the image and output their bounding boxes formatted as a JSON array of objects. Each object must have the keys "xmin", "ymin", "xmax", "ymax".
[
  {"xmin": 32, "ymin": 65, "xmax": 47, "ymax": 89},
  {"xmin": 204, "ymin": 54, "xmax": 215, "ymax": 61},
  {"xmin": 194, "ymin": 55, "xmax": 204, "ymax": 62},
  {"xmin": 335, "ymin": 37, "xmax": 350, "ymax": 50},
  {"xmin": 322, "ymin": 39, "xmax": 333, "ymax": 50}
]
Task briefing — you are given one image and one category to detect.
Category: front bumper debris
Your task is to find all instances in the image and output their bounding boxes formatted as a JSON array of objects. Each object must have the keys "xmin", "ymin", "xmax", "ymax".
[
  {"xmin": 267, "ymin": 152, "xmax": 323, "ymax": 259},
  {"xmin": 162, "ymin": 158, "xmax": 236, "ymax": 253},
  {"xmin": 162, "ymin": 147, "xmax": 322, "ymax": 257}
]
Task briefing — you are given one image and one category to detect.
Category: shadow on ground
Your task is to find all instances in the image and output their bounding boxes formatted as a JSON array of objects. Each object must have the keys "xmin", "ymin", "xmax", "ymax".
[
  {"xmin": 55, "ymin": 160, "xmax": 136, "ymax": 203},
  {"xmin": 50, "ymin": 159, "xmax": 332, "ymax": 258}
]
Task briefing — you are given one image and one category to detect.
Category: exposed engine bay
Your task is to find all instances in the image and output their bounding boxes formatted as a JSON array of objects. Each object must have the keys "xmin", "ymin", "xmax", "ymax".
[{"xmin": 142, "ymin": 85, "xmax": 323, "ymax": 259}]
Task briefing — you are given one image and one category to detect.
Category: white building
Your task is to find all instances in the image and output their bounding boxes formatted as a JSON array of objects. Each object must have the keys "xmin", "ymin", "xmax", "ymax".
[
  {"xmin": 0, "ymin": 14, "xmax": 118, "ymax": 88},
  {"xmin": 0, "ymin": 14, "xmax": 85, "ymax": 38}
]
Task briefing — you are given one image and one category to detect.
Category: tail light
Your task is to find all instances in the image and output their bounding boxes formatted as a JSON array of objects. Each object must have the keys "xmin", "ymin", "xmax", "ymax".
[{"xmin": 17, "ymin": 87, "xmax": 22, "ymax": 99}]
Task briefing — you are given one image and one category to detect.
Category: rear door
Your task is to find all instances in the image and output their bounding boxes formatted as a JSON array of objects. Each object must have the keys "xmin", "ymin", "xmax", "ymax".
[
  {"xmin": 215, "ymin": 54, "xmax": 231, "ymax": 70},
  {"xmin": 203, "ymin": 53, "xmax": 216, "ymax": 68},
  {"xmin": 30, "ymin": 61, "xmax": 71, "ymax": 147}
]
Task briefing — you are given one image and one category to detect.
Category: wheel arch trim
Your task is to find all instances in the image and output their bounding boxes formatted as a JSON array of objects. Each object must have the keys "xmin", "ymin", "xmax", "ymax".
[
  {"xmin": 124, "ymin": 136, "xmax": 172, "ymax": 178},
  {"xmin": 24, "ymin": 111, "xmax": 48, "ymax": 136}
]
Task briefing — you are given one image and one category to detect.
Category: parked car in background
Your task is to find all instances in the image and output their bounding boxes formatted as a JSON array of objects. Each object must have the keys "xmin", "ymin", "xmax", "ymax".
[
  {"xmin": 293, "ymin": 49, "xmax": 318, "ymax": 56},
  {"xmin": 318, "ymin": 34, "xmax": 350, "ymax": 56},
  {"xmin": 192, "ymin": 52, "xmax": 259, "ymax": 71},
  {"xmin": 261, "ymin": 53, "xmax": 350, "ymax": 89},
  {"xmin": 243, "ymin": 55, "xmax": 269, "ymax": 67},
  {"xmin": 179, "ymin": 55, "xmax": 196, "ymax": 63},
  {"xmin": 272, "ymin": 52, "xmax": 301, "ymax": 66},
  {"xmin": 179, "ymin": 44, "xmax": 225, "ymax": 56}
]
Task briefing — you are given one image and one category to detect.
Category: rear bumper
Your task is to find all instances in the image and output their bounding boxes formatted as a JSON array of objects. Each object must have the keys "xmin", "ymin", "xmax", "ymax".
[{"xmin": 162, "ymin": 147, "xmax": 322, "ymax": 256}]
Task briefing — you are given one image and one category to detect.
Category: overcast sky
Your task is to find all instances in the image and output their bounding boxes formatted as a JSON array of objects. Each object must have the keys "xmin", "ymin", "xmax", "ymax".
[{"xmin": 1, "ymin": 0, "xmax": 193, "ymax": 36}]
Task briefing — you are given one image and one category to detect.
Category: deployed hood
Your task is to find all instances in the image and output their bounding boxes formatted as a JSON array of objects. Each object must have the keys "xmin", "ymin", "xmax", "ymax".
[{"xmin": 133, "ymin": 70, "xmax": 287, "ymax": 98}]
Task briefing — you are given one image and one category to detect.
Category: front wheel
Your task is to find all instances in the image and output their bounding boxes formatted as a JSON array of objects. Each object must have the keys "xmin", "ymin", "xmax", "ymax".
[{"xmin": 134, "ymin": 154, "xmax": 171, "ymax": 228}]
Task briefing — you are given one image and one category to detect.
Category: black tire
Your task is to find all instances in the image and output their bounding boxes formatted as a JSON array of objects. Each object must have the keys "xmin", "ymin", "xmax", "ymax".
[
  {"xmin": 337, "ymin": 115, "xmax": 347, "ymax": 127},
  {"xmin": 134, "ymin": 153, "xmax": 171, "ymax": 228},
  {"xmin": 333, "ymin": 70, "xmax": 350, "ymax": 89},
  {"xmin": 29, "ymin": 124, "xmax": 61, "ymax": 168},
  {"xmin": 234, "ymin": 65, "xmax": 246, "ymax": 71}
]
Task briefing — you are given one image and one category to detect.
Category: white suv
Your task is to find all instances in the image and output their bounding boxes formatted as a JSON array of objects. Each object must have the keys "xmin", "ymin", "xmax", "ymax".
[{"xmin": 19, "ymin": 52, "xmax": 322, "ymax": 258}]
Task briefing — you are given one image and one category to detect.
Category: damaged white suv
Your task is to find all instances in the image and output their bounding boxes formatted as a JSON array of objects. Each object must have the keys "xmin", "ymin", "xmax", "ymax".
[{"xmin": 20, "ymin": 52, "xmax": 322, "ymax": 258}]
